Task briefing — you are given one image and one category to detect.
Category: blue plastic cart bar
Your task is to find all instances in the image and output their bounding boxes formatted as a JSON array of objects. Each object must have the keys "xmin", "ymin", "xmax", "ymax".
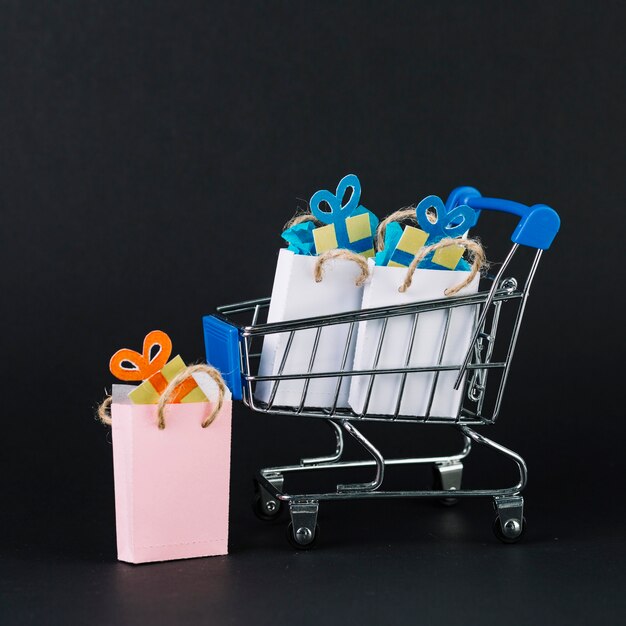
[
  {"xmin": 446, "ymin": 186, "xmax": 560, "ymax": 250},
  {"xmin": 202, "ymin": 315, "xmax": 243, "ymax": 400}
]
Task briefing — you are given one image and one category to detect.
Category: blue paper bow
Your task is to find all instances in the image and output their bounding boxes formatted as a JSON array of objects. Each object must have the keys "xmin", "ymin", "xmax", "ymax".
[
  {"xmin": 310, "ymin": 174, "xmax": 365, "ymax": 249},
  {"xmin": 415, "ymin": 195, "xmax": 477, "ymax": 243}
]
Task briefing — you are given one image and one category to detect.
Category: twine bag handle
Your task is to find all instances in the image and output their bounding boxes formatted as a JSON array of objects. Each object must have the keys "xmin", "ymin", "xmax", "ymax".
[
  {"xmin": 313, "ymin": 249, "xmax": 370, "ymax": 287},
  {"xmin": 157, "ymin": 364, "xmax": 226, "ymax": 430},
  {"xmin": 97, "ymin": 363, "xmax": 227, "ymax": 430},
  {"xmin": 375, "ymin": 207, "xmax": 418, "ymax": 252},
  {"xmin": 98, "ymin": 396, "xmax": 113, "ymax": 426},
  {"xmin": 283, "ymin": 210, "xmax": 322, "ymax": 230},
  {"xmin": 399, "ymin": 238, "xmax": 486, "ymax": 296}
]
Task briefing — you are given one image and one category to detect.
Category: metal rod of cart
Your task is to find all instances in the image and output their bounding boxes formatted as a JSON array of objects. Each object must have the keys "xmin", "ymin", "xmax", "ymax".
[{"xmin": 203, "ymin": 186, "xmax": 560, "ymax": 548}]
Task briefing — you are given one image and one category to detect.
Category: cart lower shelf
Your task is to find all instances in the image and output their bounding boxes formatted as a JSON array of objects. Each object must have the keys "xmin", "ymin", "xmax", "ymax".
[{"xmin": 252, "ymin": 422, "xmax": 527, "ymax": 548}]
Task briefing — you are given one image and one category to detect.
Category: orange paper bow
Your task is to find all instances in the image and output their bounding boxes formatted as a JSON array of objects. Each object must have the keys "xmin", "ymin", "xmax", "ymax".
[
  {"xmin": 110, "ymin": 330, "xmax": 172, "ymax": 381},
  {"xmin": 109, "ymin": 330, "xmax": 205, "ymax": 404}
]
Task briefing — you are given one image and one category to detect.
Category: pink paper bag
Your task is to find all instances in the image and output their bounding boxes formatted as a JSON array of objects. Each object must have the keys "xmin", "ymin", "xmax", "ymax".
[{"xmin": 110, "ymin": 384, "xmax": 232, "ymax": 564}]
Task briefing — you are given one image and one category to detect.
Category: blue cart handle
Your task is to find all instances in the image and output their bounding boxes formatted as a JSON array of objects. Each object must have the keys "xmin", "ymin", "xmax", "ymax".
[{"xmin": 446, "ymin": 186, "xmax": 560, "ymax": 250}]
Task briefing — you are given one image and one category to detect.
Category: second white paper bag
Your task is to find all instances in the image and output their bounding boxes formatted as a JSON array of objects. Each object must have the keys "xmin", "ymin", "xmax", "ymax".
[
  {"xmin": 349, "ymin": 261, "xmax": 480, "ymax": 418},
  {"xmin": 255, "ymin": 249, "xmax": 366, "ymax": 408}
]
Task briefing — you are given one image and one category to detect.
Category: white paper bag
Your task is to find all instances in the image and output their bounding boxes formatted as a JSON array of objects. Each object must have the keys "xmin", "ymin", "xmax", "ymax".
[
  {"xmin": 255, "ymin": 249, "xmax": 366, "ymax": 408},
  {"xmin": 349, "ymin": 261, "xmax": 480, "ymax": 418}
]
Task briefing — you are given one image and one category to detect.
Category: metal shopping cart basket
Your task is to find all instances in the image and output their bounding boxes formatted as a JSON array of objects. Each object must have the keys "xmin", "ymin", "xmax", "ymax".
[{"xmin": 202, "ymin": 186, "xmax": 560, "ymax": 548}]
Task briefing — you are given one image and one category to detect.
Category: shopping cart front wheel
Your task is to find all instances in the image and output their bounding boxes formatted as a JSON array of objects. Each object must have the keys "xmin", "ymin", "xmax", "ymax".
[
  {"xmin": 493, "ymin": 514, "xmax": 527, "ymax": 543},
  {"xmin": 286, "ymin": 521, "xmax": 320, "ymax": 550}
]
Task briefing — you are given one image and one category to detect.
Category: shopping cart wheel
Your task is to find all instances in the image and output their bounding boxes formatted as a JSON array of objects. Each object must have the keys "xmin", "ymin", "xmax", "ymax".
[
  {"xmin": 252, "ymin": 479, "xmax": 283, "ymax": 521},
  {"xmin": 492, "ymin": 515, "xmax": 527, "ymax": 544},
  {"xmin": 252, "ymin": 493, "xmax": 282, "ymax": 521},
  {"xmin": 286, "ymin": 521, "xmax": 320, "ymax": 550}
]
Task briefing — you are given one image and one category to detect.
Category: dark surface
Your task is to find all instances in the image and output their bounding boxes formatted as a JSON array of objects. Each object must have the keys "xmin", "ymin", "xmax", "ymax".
[{"xmin": 1, "ymin": 1, "xmax": 624, "ymax": 624}]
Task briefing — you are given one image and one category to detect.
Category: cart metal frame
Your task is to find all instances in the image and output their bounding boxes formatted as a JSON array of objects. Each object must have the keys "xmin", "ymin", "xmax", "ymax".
[{"xmin": 205, "ymin": 187, "xmax": 560, "ymax": 547}]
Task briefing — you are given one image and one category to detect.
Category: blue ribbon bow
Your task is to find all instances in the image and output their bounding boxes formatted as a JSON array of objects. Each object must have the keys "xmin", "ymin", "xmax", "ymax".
[
  {"xmin": 415, "ymin": 195, "xmax": 477, "ymax": 243},
  {"xmin": 310, "ymin": 174, "xmax": 366, "ymax": 249}
]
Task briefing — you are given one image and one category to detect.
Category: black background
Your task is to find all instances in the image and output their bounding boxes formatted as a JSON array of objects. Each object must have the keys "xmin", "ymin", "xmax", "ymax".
[{"xmin": 2, "ymin": 1, "xmax": 624, "ymax": 624}]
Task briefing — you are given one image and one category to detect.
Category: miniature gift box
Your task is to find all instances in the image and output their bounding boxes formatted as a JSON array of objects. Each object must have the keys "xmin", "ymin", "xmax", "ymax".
[
  {"xmin": 109, "ymin": 330, "xmax": 207, "ymax": 405},
  {"xmin": 310, "ymin": 173, "xmax": 377, "ymax": 258}
]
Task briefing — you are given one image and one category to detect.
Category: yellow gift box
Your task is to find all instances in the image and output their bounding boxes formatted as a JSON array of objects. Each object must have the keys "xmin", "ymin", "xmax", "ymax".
[
  {"xmin": 128, "ymin": 355, "xmax": 208, "ymax": 405},
  {"xmin": 313, "ymin": 213, "xmax": 375, "ymax": 258}
]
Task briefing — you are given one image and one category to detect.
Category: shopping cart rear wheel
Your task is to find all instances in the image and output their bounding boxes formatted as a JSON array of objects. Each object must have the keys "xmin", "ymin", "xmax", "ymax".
[
  {"xmin": 492, "ymin": 515, "xmax": 527, "ymax": 544},
  {"xmin": 286, "ymin": 521, "xmax": 320, "ymax": 550},
  {"xmin": 252, "ymin": 493, "xmax": 283, "ymax": 521},
  {"xmin": 252, "ymin": 479, "xmax": 283, "ymax": 521}
]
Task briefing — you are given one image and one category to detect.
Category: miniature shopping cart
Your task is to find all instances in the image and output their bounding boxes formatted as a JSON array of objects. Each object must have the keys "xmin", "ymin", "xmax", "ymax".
[{"xmin": 203, "ymin": 186, "xmax": 560, "ymax": 548}]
